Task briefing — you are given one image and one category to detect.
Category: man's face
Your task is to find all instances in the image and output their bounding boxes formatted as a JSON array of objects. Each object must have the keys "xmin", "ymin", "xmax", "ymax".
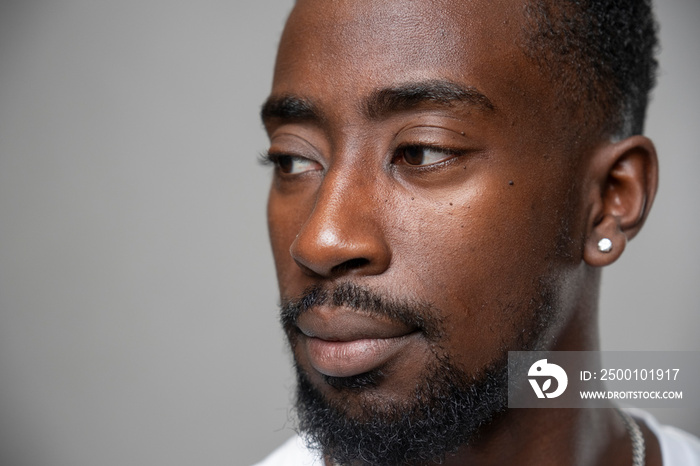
[{"xmin": 264, "ymin": 0, "xmax": 591, "ymax": 462}]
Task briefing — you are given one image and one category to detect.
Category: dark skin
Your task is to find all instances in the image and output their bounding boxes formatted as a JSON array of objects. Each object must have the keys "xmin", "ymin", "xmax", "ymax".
[{"xmin": 262, "ymin": 0, "xmax": 660, "ymax": 464}]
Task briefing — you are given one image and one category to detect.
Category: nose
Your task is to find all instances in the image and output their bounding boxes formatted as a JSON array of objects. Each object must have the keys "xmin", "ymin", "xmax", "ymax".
[{"xmin": 289, "ymin": 169, "xmax": 391, "ymax": 278}]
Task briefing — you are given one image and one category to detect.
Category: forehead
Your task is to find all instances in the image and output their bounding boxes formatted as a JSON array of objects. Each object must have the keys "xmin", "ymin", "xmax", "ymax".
[{"xmin": 272, "ymin": 0, "xmax": 548, "ymax": 121}]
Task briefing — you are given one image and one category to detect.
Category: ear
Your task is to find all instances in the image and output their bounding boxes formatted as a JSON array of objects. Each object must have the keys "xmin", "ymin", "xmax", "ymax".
[{"xmin": 583, "ymin": 135, "xmax": 658, "ymax": 267}]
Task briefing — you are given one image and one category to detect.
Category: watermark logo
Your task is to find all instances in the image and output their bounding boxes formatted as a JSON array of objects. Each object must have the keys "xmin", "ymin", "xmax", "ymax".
[
  {"xmin": 509, "ymin": 351, "xmax": 697, "ymax": 408},
  {"xmin": 528, "ymin": 359, "xmax": 568, "ymax": 399}
]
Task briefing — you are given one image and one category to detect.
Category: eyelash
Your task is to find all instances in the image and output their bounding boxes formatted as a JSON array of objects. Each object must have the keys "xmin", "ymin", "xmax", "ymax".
[
  {"xmin": 260, "ymin": 151, "xmax": 323, "ymax": 177},
  {"xmin": 393, "ymin": 144, "xmax": 463, "ymax": 165},
  {"xmin": 258, "ymin": 151, "xmax": 278, "ymax": 166}
]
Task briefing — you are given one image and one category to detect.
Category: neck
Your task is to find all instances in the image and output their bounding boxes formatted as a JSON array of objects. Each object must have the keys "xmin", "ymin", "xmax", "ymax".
[{"xmin": 433, "ymin": 407, "xmax": 631, "ymax": 466}]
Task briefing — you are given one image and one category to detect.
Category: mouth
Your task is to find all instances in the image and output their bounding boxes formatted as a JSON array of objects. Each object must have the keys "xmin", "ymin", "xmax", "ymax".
[{"xmin": 295, "ymin": 306, "xmax": 422, "ymax": 379}]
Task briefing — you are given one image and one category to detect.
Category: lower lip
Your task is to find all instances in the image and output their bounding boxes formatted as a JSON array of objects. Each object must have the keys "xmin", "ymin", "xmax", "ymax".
[{"xmin": 303, "ymin": 334, "xmax": 416, "ymax": 378}]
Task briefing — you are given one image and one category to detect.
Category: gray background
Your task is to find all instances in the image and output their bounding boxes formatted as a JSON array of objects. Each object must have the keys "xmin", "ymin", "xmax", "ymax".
[{"xmin": 0, "ymin": 1, "xmax": 697, "ymax": 465}]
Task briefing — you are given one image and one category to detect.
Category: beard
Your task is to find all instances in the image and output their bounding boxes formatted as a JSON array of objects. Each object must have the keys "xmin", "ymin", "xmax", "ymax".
[
  {"xmin": 294, "ymin": 353, "xmax": 509, "ymax": 466},
  {"xmin": 280, "ymin": 282, "xmax": 557, "ymax": 466}
]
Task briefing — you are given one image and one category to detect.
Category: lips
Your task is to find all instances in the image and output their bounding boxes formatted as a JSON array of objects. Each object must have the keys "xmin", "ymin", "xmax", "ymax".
[{"xmin": 295, "ymin": 305, "xmax": 420, "ymax": 378}]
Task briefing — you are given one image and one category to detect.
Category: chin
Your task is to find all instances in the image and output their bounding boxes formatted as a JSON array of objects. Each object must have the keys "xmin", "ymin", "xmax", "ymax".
[{"xmin": 292, "ymin": 352, "xmax": 510, "ymax": 466}]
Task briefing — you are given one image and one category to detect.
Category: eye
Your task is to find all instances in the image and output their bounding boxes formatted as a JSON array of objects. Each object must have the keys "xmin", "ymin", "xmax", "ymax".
[
  {"xmin": 396, "ymin": 146, "xmax": 457, "ymax": 167},
  {"xmin": 268, "ymin": 154, "xmax": 321, "ymax": 175}
]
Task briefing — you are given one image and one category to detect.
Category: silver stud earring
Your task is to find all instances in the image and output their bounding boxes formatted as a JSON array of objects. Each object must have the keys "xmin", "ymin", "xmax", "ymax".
[{"xmin": 597, "ymin": 238, "xmax": 613, "ymax": 253}]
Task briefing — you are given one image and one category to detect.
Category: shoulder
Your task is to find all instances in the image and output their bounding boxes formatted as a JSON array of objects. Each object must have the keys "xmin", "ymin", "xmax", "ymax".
[
  {"xmin": 626, "ymin": 408, "xmax": 700, "ymax": 466},
  {"xmin": 251, "ymin": 435, "xmax": 323, "ymax": 466}
]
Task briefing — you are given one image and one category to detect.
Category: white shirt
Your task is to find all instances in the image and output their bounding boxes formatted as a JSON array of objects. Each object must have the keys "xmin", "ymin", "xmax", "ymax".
[
  {"xmin": 252, "ymin": 409, "xmax": 700, "ymax": 465},
  {"xmin": 252, "ymin": 435, "xmax": 322, "ymax": 466}
]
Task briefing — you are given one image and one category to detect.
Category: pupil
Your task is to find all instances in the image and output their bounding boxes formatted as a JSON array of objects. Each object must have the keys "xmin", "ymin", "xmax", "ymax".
[
  {"xmin": 404, "ymin": 147, "xmax": 424, "ymax": 165},
  {"xmin": 278, "ymin": 156, "xmax": 293, "ymax": 173}
]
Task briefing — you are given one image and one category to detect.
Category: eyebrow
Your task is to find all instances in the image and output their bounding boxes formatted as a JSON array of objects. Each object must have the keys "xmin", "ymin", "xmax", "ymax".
[
  {"xmin": 363, "ymin": 80, "xmax": 495, "ymax": 119},
  {"xmin": 260, "ymin": 79, "xmax": 494, "ymax": 126},
  {"xmin": 260, "ymin": 95, "xmax": 323, "ymax": 126}
]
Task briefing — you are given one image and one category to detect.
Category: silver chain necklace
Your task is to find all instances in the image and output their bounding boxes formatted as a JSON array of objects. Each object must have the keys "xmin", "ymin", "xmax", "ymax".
[{"xmin": 617, "ymin": 408, "xmax": 646, "ymax": 466}]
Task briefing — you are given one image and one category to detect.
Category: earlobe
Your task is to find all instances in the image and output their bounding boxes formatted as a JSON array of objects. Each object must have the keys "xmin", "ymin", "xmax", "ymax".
[
  {"xmin": 583, "ymin": 216, "xmax": 627, "ymax": 267},
  {"xmin": 583, "ymin": 135, "xmax": 658, "ymax": 267}
]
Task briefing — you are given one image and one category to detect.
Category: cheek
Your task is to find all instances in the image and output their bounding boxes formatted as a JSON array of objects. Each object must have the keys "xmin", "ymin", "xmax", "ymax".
[
  {"xmin": 396, "ymin": 183, "xmax": 549, "ymax": 289},
  {"xmin": 267, "ymin": 188, "xmax": 308, "ymax": 290},
  {"xmin": 389, "ymin": 180, "xmax": 568, "ymax": 366}
]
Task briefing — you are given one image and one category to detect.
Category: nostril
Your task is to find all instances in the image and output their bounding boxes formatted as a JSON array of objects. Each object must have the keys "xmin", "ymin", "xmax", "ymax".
[{"xmin": 331, "ymin": 258, "xmax": 370, "ymax": 274}]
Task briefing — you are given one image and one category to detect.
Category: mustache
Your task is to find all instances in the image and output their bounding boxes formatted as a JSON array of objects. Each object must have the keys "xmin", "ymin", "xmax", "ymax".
[{"xmin": 279, "ymin": 282, "xmax": 442, "ymax": 339}]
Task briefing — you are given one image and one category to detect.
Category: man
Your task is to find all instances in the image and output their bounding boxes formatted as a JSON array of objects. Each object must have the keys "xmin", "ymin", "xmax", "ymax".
[{"xmin": 255, "ymin": 0, "xmax": 700, "ymax": 464}]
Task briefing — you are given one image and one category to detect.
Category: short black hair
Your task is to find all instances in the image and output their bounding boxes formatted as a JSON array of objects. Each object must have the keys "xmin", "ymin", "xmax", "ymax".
[{"xmin": 522, "ymin": 0, "xmax": 658, "ymax": 139}]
